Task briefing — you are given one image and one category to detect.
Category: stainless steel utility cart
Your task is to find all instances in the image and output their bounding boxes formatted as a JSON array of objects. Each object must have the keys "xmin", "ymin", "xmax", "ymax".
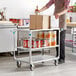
[{"xmin": 14, "ymin": 28, "xmax": 60, "ymax": 71}]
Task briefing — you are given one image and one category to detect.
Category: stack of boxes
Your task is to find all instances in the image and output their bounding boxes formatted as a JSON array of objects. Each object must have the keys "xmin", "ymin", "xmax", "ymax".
[{"xmin": 30, "ymin": 15, "xmax": 50, "ymax": 29}]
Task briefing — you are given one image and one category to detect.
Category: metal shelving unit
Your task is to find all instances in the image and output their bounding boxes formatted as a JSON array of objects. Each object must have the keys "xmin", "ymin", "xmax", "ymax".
[
  {"xmin": 72, "ymin": 27, "xmax": 76, "ymax": 52},
  {"xmin": 14, "ymin": 28, "xmax": 60, "ymax": 71},
  {"xmin": 67, "ymin": 23, "xmax": 76, "ymax": 52}
]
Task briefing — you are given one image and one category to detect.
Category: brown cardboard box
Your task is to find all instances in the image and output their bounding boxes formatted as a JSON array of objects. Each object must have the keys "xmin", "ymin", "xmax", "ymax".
[{"xmin": 30, "ymin": 15, "xmax": 51, "ymax": 30}]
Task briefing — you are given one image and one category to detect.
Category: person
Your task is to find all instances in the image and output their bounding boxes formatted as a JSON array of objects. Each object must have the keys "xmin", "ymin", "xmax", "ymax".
[{"xmin": 36, "ymin": 0, "xmax": 70, "ymax": 64}]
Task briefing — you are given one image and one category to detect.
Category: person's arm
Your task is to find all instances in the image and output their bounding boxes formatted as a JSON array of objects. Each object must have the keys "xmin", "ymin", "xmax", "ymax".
[
  {"xmin": 55, "ymin": 9, "xmax": 69, "ymax": 19},
  {"xmin": 38, "ymin": 6, "xmax": 48, "ymax": 13},
  {"xmin": 58, "ymin": 9, "xmax": 69, "ymax": 16},
  {"xmin": 38, "ymin": 0, "xmax": 54, "ymax": 13},
  {"xmin": 55, "ymin": 0, "xmax": 70, "ymax": 19}
]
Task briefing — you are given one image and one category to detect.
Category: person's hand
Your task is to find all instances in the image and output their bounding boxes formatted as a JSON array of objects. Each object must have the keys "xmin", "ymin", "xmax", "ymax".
[
  {"xmin": 35, "ymin": 6, "xmax": 40, "ymax": 14},
  {"xmin": 35, "ymin": 9, "xmax": 40, "ymax": 13},
  {"xmin": 37, "ymin": 10, "xmax": 40, "ymax": 13},
  {"xmin": 54, "ymin": 13, "xmax": 59, "ymax": 19}
]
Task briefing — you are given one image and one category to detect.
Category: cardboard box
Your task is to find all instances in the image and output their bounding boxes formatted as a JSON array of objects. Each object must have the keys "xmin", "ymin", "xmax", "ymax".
[{"xmin": 30, "ymin": 15, "xmax": 51, "ymax": 30}]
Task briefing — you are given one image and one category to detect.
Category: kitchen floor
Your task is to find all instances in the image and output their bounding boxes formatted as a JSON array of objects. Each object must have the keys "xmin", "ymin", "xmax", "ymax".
[{"xmin": 0, "ymin": 47, "xmax": 76, "ymax": 76}]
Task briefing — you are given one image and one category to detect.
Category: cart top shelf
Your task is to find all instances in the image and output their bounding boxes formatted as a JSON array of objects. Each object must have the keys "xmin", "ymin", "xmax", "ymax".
[{"xmin": 17, "ymin": 28, "xmax": 60, "ymax": 32}]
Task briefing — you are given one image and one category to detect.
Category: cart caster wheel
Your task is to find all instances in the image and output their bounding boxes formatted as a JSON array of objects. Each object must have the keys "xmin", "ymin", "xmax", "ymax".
[
  {"xmin": 10, "ymin": 51, "xmax": 18, "ymax": 56},
  {"xmin": 30, "ymin": 64, "xmax": 34, "ymax": 71},
  {"xmin": 10, "ymin": 52, "xmax": 14, "ymax": 56},
  {"xmin": 17, "ymin": 61, "xmax": 21, "ymax": 68},
  {"xmin": 42, "ymin": 62, "xmax": 44, "ymax": 64},
  {"xmin": 54, "ymin": 60, "xmax": 58, "ymax": 66}
]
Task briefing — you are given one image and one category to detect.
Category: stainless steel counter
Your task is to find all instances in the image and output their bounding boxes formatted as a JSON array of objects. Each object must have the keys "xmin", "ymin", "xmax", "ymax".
[{"xmin": 0, "ymin": 22, "xmax": 17, "ymax": 53}]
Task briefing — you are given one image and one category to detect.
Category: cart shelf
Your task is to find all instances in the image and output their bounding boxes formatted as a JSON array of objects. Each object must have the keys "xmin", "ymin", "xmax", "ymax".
[
  {"xmin": 15, "ymin": 55, "xmax": 59, "ymax": 64},
  {"xmin": 17, "ymin": 45, "xmax": 59, "ymax": 51}
]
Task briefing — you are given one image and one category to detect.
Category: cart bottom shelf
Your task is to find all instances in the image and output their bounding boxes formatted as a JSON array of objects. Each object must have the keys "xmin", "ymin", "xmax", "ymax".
[{"xmin": 15, "ymin": 55, "xmax": 59, "ymax": 64}]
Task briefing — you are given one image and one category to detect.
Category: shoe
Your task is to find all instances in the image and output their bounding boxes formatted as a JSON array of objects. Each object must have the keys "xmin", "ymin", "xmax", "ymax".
[{"xmin": 58, "ymin": 59, "xmax": 65, "ymax": 64}]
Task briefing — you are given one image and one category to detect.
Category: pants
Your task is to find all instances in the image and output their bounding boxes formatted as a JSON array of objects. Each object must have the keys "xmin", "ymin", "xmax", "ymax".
[{"xmin": 56, "ymin": 30, "xmax": 66, "ymax": 60}]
